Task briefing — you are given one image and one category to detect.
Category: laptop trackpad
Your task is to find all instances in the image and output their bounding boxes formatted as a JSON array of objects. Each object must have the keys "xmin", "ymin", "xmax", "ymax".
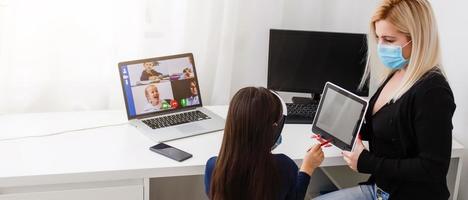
[{"xmin": 177, "ymin": 124, "xmax": 205, "ymax": 133}]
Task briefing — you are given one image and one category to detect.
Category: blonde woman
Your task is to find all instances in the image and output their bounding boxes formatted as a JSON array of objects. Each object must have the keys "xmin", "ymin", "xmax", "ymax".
[{"xmin": 314, "ymin": 0, "xmax": 456, "ymax": 199}]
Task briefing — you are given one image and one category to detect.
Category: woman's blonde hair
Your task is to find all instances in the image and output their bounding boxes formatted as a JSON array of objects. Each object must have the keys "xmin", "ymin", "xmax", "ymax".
[{"xmin": 360, "ymin": 0, "xmax": 445, "ymax": 102}]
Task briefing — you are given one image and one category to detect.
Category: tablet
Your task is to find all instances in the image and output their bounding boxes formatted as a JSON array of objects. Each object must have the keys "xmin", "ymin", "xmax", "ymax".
[{"xmin": 311, "ymin": 82, "xmax": 368, "ymax": 151}]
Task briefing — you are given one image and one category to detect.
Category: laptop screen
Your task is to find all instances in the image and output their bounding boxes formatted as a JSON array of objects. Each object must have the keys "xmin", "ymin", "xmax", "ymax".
[{"xmin": 119, "ymin": 53, "xmax": 202, "ymax": 119}]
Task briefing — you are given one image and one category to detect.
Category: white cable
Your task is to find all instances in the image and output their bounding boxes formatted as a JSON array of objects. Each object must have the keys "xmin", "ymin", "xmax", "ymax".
[{"xmin": 0, "ymin": 122, "xmax": 128, "ymax": 142}]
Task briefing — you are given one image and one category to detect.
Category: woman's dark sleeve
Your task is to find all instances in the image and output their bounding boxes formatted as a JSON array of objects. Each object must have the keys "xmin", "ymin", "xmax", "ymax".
[{"xmin": 357, "ymin": 87, "xmax": 455, "ymax": 182}]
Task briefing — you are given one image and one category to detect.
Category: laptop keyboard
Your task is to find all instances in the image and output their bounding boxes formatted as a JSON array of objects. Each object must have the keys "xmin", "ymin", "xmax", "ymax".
[{"xmin": 142, "ymin": 110, "xmax": 211, "ymax": 129}]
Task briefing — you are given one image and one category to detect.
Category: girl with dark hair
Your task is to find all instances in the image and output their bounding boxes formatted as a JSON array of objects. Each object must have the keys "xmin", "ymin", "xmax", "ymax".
[{"xmin": 204, "ymin": 87, "xmax": 324, "ymax": 200}]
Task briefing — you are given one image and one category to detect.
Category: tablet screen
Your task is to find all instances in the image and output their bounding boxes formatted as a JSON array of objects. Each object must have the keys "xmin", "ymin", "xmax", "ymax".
[{"xmin": 315, "ymin": 87, "xmax": 365, "ymax": 145}]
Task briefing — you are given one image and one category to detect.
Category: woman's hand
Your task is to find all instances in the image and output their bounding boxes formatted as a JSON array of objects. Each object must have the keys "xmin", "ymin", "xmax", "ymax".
[
  {"xmin": 342, "ymin": 137, "xmax": 366, "ymax": 172},
  {"xmin": 300, "ymin": 144, "xmax": 324, "ymax": 176}
]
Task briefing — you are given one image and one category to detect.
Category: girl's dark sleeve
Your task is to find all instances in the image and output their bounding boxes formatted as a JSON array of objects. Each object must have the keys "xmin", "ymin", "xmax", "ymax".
[{"xmin": 281, "ymin": 155, "xmax": 311, "ymax": 200}]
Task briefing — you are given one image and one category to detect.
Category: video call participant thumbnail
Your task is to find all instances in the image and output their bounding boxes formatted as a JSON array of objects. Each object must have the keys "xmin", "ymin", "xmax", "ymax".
[
  {"xmin": 171, "ymin": 79, "xmax": 201, "ymax": 107},
  {"xmin": 143, "ymin": 84, "xmax": 169, "ymax": 112},
  {"xmin": 187, "ymin": 80, "xmax": 199, "ymax": 106},
  {"xmin": 180, "ymin": 67, "xmax": 194, "ymax": 80},
  {"xmin": 141, "ymin": 61, "xmax": 163, "ymax": 81}
]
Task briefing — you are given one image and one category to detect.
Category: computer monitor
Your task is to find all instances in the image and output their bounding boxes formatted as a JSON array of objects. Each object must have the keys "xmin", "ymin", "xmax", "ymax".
[{"xmin": 267, "ymin": 29, "xmax": 368, "ymax": 97}]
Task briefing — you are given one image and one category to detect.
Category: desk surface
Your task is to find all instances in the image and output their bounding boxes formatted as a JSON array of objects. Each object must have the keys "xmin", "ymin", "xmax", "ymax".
[{"xmin": 0, "ymin": 106, "xmax": 464, "ymax": 188}]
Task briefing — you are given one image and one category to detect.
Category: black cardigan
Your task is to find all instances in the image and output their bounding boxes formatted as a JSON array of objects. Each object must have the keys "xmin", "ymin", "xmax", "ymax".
[{"xmin": 357, "ymin": 70, "xmax": 456, "ymax": 200}]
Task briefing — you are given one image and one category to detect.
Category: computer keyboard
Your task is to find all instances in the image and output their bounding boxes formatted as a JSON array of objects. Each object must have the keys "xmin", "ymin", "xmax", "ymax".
[
  {"xmin": 285, "ymin": 103, "xmax": 318, "ymax": 124},
  {"xmin": 142, "ymin": 110, "xmax": 211, "ymax": 129}
]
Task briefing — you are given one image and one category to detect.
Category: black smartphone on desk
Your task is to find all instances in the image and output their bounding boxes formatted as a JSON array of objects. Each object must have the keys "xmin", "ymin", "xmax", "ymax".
[{"xmin": 149, "ymin": 143, "xmax": 192, "ymax": 162}]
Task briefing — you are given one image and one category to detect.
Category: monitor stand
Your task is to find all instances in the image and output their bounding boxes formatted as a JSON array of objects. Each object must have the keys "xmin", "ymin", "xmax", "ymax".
[{"xmin": 291, "ymin": 92, "xmax": 321, "ymax": 104}]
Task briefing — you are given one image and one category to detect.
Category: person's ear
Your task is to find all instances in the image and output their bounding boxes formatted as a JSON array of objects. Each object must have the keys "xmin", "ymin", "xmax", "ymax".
[{"xmin": 273, "ymin": 122, "xmax": 278, "ymax": 127}]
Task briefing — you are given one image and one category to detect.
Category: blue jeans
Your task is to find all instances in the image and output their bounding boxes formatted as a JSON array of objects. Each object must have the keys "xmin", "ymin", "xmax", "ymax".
[{"xmin": 313, "ymin": 184, "xmax": 375, "ymax": 200}]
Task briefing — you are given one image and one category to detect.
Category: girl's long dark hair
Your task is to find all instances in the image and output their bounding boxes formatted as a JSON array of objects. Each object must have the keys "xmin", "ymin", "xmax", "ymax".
[{"xmin": 210, "ymin": 87, "xmax": 282, "ymax": 200}]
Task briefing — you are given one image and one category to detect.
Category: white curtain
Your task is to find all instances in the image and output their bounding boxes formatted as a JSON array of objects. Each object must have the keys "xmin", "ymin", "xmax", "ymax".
[
  {"xmin": 0, "ymin": 0, "xmax": 239, "ymax": 113},
  {"xmin": 0, "ymin": 0, "xmax": 378, "ymax": 114}
]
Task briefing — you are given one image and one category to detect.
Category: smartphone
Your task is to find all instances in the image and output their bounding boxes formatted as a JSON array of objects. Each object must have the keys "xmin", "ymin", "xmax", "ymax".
[{"xmin": 149, "ymin": 143, "xmax": 193, "ymax": 162}]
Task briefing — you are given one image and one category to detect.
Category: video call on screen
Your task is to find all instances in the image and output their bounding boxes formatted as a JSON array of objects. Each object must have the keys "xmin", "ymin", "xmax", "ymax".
[{"xmin": 120, "ymin": 56, "xmax": 201, "ymax": 117}]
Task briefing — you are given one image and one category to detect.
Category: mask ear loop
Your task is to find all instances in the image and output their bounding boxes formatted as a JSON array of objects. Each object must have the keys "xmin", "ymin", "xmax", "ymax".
[
  {"xmin": 402, "ymin": 40, "xmax": 412, "ymax": 47},
  {"xmin": 401, "ymin": 40, "xmax": 412, "ymax": 61}
]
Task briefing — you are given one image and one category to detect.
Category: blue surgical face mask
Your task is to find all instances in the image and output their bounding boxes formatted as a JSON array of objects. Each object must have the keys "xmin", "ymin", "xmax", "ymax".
[{"xmin": 377, "ymin": 40, "xmax": 412, "ymax": 70}]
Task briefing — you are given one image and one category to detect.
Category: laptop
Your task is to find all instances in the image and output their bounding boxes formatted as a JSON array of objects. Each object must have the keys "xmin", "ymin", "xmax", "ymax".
[{"xmin": 118, "ymin": 53, "xmax": 225, "ymax": 142}]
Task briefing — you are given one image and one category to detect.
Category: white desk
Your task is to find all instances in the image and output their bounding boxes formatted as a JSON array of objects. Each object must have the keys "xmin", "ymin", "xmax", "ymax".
[{"xmin": 0, "ymin": 106, "xmax": 464, "ymax": 200}]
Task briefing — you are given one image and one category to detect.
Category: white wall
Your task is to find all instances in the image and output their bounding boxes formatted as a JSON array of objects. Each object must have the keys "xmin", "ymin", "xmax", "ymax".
[{"xmin": 227, "ymin": 0, "xmax": 284, "ymax": 96}]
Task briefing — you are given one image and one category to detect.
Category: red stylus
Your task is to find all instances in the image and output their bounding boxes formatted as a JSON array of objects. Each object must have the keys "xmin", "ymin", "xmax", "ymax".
[
  {"xmin": 320, "ymin": 140, "xmax": 331, "ymax": 147},
  {"xmin": 308, "ymin": 139, "xmax": 332, "ymax": 152}
]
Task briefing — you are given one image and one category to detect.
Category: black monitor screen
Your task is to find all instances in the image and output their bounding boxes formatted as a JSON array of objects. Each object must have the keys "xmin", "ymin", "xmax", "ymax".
[{"xmin": 267, "ymin": 29, "xmax": 368, "ymax": 96}]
